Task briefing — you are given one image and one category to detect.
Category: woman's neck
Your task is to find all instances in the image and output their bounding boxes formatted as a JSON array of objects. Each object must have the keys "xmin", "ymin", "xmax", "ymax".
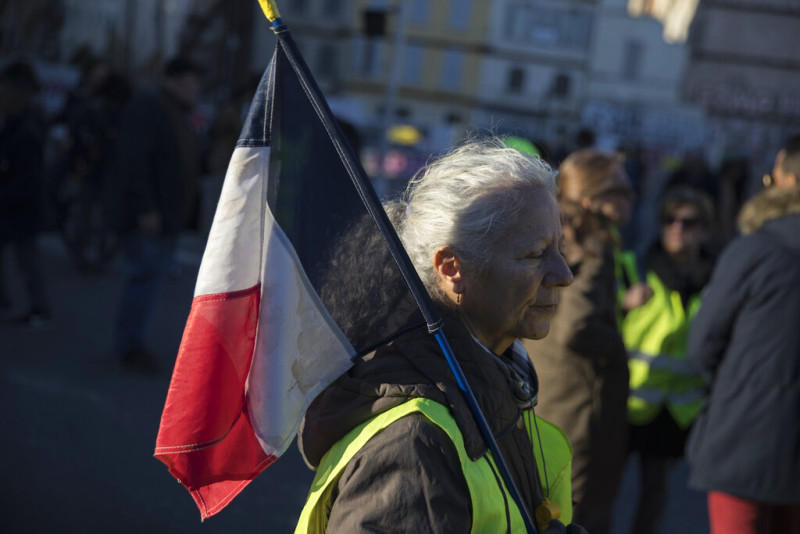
[{"xmin": 457, "ymin": 311, "xmax": 512, "ymax": 356}]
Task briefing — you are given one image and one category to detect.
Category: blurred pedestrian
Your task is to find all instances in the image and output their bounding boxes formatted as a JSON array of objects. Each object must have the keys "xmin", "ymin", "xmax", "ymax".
[
  {"xmin": 525, "ymin": 149, "xmax": 633, "ymax": 534},
  {"xmin": 109, "ymin": 57, "xmax": 203, "ymax": 374},
  {"xmin": 618, "ymin": 185, "xmax": 717, "ymax": 534},
  {"xmin": 716, "ymin": 156, "xmax": 751, "ymax": 245},
  {"xmin": 686, "ymin": 136, "xmax": 800, "ymax": 534},
  {"xmin": 767, "ymin": 134, "xmax": 800, "ymax": 189},
  {"xmin": 54, "ymin": 58, "xmax": 131, "ymax": 270},
  {"xmin": 0, "ymin": 59, "xmax": 52, "ymax": 327}
]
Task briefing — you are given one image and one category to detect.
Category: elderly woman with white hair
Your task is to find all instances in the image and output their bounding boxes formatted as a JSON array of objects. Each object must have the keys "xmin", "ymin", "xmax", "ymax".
[{"xmin": 294, "ymin": 137, "xmax": 583, "ymax": 533}]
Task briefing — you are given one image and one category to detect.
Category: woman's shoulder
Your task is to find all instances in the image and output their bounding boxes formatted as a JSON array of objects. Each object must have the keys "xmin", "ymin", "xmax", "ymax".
[
  {"xmin": 329, "ymin": 412, "xmax": 470, "ymax": 532},
  {"xmin": 716, "ymin": 231, "xmax": 793, "ymax": 276}
]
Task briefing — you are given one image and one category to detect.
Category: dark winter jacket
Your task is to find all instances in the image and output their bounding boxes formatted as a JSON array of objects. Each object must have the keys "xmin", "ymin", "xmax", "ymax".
[
  {"xmin": 524, "ymin": 235, "xmax": 629, "ymax": 512},
  {"xmin": 0, "ymin": 111, "xmax": 45, "ymax": 241},
  {"xmin": 297, "ymin": 307, "xmax": 547, "ymax": 533},
  {"xmin": 110, "ymin": 85, "xmax": 200, "ymax": 236},
  {"xmin": 686, "ymin": 185, "xmax": 800, "ymax": 504}
]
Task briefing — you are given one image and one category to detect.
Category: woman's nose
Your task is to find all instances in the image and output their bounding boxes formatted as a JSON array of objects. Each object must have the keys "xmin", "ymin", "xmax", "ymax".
[{"xmin": 547, "ymin": 253, "xmax": 574, "ymax": 287}]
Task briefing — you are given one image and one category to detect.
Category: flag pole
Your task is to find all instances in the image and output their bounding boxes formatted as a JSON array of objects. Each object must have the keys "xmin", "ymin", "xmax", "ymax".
[{"xmin": 256, "ymin": 2, "xmax": 538, "ymax": 532}]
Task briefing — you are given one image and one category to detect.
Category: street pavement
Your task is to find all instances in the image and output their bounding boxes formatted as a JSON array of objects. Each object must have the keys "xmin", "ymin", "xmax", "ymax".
[{"xmin": 1, "ymin": 232, "xmax": 709, "ymax": 533}]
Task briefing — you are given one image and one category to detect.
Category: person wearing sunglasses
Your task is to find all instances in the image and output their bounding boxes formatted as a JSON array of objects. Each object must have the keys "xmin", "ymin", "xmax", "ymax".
[
  {"xmin": 686, "ymin": 135, "xmax": 800, "ymax": 534},
  {"xmin": 617, "ymin": 185, "xmax": 717, "ymax": 534}
]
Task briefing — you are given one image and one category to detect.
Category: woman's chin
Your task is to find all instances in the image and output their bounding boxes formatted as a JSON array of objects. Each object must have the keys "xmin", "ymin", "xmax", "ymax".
[{"xmin": 521, "ymin": 322, "xmax": 551, "ymax": 341}]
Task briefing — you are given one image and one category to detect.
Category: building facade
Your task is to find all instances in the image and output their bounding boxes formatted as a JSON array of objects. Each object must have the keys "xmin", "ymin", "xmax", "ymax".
[
  {"xmin": 682, "ymin": 0, "xmax": 800, "ymax": 173},
  {"xmin": 584, "ymin": 0, "xmax": 707, "ymax": 155},
  {"xmin": 22, "ymin": 0, "xmax": 799, "ymax": 177}
]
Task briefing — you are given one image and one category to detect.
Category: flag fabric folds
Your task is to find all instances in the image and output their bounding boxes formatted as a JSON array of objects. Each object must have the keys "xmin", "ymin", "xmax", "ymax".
[{"xmin": 155, "ymin": 27, "xmax": 430, "ymax": 519}]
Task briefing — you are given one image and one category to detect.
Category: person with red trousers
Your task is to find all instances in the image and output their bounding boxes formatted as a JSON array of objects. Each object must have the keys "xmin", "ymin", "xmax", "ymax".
[{"xmin": 686, "ymin": 135, "xmax": 800, "ymax": 534}]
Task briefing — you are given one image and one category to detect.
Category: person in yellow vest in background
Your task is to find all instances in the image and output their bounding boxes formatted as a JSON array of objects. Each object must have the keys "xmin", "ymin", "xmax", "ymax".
[
  {"xmin": 295, "ymin": 138, "xmax": 585, "ymax": 533},
  {"xmin": 618, "ymin": 185, "xmax": 717, "ymax": 534}
]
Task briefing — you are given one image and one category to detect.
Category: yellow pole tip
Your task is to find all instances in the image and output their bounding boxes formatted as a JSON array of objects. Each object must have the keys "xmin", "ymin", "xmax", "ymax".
[{"xmin": 258, "ymin": 0, "xmax": 281, "ymax": 21}]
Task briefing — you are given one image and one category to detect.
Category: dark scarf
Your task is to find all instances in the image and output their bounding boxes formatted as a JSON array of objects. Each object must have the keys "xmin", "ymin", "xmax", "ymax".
[{"xmin": 646, "ymin": 241, "xmax": 714, "ymax": 305}]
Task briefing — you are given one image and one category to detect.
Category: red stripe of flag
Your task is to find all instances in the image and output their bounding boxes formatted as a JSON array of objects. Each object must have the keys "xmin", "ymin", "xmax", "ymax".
[{"xmin": 155, "ymin": 284, "xmax": 275, "ymax": 519}]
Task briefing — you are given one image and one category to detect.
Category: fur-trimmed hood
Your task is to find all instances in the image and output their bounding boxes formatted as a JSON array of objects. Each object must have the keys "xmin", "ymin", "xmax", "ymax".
[{"xmin": 738, "ymin": 185, "xmax": 800, "ymax": 235}]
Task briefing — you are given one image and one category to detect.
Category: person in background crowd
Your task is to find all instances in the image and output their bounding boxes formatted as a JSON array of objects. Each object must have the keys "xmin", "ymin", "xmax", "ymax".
[
  {"xmin": 54, "ymin": 57, "xmax": 132, "ymax": 270},
  {"xmin": 766, "ymin": 134, "xmax": 800, "ymax": 189},
  {"xmin": 618, "ymin": 185, "xmax": 717, "ymax": 534},
  {"xmin": 109, "ymin": 56, "xmax": 203, "ymax": 374},
  {"xmin": 0, "ymin": 59, "xmax": 52, "ymax": 327},
  {"xmin": 686, "ymin": 134, "xmax": 800, "ymax": 534},
  {"xmin": 525, "ymin": 149, "xmax": 633, "ymax": 534},
  {"xmin": 296, "ymin": 138, "xmax": 584, "ymax": 533},
  {"xmin": 716, "ymin": 156, "xmax": 751, "ymax": 245}
]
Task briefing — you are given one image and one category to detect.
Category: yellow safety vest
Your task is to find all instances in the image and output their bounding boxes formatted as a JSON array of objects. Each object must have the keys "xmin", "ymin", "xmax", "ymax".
[
  {"xmin": 295, "ymin": 397, "xmax": 573, "ymax": 533},
  {"xmin": 618, "ymin": 251, "xmax": 707, "ymax": 428}
]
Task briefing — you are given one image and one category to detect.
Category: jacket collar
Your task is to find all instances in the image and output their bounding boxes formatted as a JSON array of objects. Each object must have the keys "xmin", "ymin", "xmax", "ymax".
[
  {"xmin": 398, "ymin": 308, "xmax": 531, "ymax": 460},
  {"xmin": 738, "ymin": 185, "xmax": 800, "ymax": 236}
]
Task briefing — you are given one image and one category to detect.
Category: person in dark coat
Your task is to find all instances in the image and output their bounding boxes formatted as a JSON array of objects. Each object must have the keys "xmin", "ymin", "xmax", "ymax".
[
  {"xmin": 0, "ymin": 60, "xmax": 51, "ymax": 327},
  {"xmin": 686, "ymin": 137, "xmax": 800, "ymax": 534},
  {"xmin": 109, "ymin": 57, "xmax": 203, "ymax": 374},
  {"xmin": 55, "ymin": 59, "xmax": 131, "ymax": 270}
]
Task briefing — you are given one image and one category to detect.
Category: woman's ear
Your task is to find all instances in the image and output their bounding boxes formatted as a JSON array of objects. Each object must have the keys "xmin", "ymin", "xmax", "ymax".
[{"xmin": 433, "ymin": 246, "xmax": 464, "ymax": 296}]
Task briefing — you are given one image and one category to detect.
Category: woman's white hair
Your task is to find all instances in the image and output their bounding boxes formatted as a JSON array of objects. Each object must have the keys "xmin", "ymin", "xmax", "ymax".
[{"xmin": 390, "ymin": 136, "xmax": 557, "ymax": 300}]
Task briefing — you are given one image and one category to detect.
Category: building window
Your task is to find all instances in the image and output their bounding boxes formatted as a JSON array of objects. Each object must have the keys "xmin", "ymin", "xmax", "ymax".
[
  {"xmin": 504, "ymin": 3, "xmax": 590, "ymax": 51},
  {"xmin": 404, "ymin": 44, "xmax": 423, "ymax": 84},
  {"xmin": 507, "ymin": 67, "xmax": 525, "ymax": 94},
  {"xmin": 448, "ymin": 0, "xmax": 471, "ymax": 29},
  {"xmin": 551, "ymin": 73, "xmax": 571, "ymax": 98},
  {"xmin": 440, "ymin": 49, "xmax": 463, "ymax": 91},
  {"xmin": 622, "ymin": 39, "xmax": 643, "ymax": 80},
  {"xmin": 355, "ymin": 36, "xmax": 383, "ymax": 78}
]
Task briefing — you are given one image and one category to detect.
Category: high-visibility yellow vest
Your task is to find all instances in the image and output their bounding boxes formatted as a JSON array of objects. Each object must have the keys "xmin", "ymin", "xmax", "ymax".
[
  {"xmin": 295, "ymin": 397, "xmax": 573, "ymax": 534},
  {"xmin": 618, "ymin": 251, "xmax": 707, "ymax": 428}
]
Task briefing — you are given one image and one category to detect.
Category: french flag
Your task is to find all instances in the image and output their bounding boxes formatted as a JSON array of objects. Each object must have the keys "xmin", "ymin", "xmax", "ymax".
[{"xmin": 154, "ymin": 27, "xmax": 430, "ymax": 520}]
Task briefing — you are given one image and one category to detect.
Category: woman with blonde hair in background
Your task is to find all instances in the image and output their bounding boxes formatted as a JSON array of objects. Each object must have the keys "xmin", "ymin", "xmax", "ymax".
[{"xmin": 525, "ymin": 149, "xmax": 633, "ymax": 534}]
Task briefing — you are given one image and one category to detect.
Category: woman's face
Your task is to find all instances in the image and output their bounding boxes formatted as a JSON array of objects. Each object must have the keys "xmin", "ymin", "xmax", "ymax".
[{"xmin": 460, "ymin": 187, "xmax": 574, "ymax": 354}]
